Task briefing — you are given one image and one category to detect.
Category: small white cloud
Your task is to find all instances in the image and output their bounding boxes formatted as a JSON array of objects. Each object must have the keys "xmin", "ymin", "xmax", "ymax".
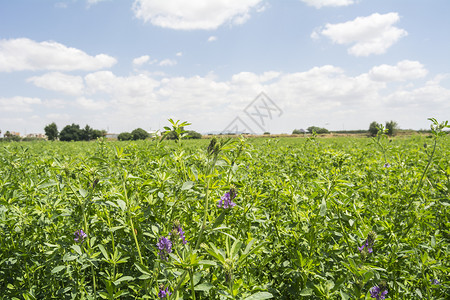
[
  {"xmin": 27, "ymin": 72, "xmax": 84, "ymax": 95},
  {"xmin": 300, "ymin": 0, "xmax": 356, "ymax": 9},
  {"xmin": 55, "ymin": 2, "xmax": 68, "ymax": 8},
  {"xmin": 369, "ymin": 60, "xmax": 428, "ymax": 82},
  {"xmin": 208, "ymin": 36, "xmax": 218, "ymax": 42},
  {"xmin": 132, "ymin": 0, "xmax": 264, "ymax": 30},
  {"xmin": 76, "ymin": 97, "xmax": 108, "ymax": 110},
  {"xmin": 86, "ymin": 0, "xmax": 109, "ymax": 7},
  {"xmin": 159, "ymin": 59, "xmax": 177, "ymax": 67},
  {"xmin": 0, "ymin": 96, "xmax": 41, "ymax": 112},
  {"xmin": 315, "ymin": 12, "xmax": 407, "ymax": 56},
  {"xmin": 133, "ymin": 55, "xmax": 150, "ymax": 66},
  {"xmin": 0, "ymin": 38, "xmax": 116, "ymax": 72},
  {"xmin": 176, "ymin": 52, "xmax": 183, "ymax": 57}
]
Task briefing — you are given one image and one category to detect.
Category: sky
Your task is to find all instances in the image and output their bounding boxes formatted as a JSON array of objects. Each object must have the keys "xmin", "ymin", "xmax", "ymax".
[{"xmin": 1, "ymin": 0, "xmax": 449, "ymax": 135}]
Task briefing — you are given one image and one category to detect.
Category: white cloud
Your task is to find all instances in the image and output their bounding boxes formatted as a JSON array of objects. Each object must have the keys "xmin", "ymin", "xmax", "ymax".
[
  {"xmin": 133, "ymin": 55, "xmax": 151, "ymax": 66},
  {"xmin": 84, "ymin": 71, "xmax": 160, "ymax": 104},
  {"xmin": 87, "ymin": 0, "xmax": 109, "ymax": 6},
  {"xmin": 132, "ymin": 0, "xmax": 264, "ymax": 30},
  {"xmin": 0, "ymin": 96, "xmax": 41, "ymax": 112},
  {"xmin": 315, "ymin": 12, "xmax": 407, "ymax": 56},
  {"xmin": 27, "ymin": 72, "xmax": 84, "ymax": 95},
  {"xmin": 159, "ymin": 59, "xmax": 177, "ymax": 67},
  {"xmin": 208, "ymin": 36, "xmax": 218, "ymax": 42},
  {"xmin": 301, "ymin": 0, "xmax": 356, "ymax": 9},
  {"xmin": 76, "ymin": 97, "xmax": 108, "ymax": 110},
  {"xmin": 0, "ymin": 38, "xmax": 116, "ymax": 72},
  {"xmin": 176, "ymin": 52, "xmax": 183, "ymax": 57},
  {"xmin": 369, "ymin": 60, "xmax": 428, "ymax": 82}
]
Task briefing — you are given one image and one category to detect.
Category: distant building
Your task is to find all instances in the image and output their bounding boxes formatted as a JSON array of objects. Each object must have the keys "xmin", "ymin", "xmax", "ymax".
[
  {"xmin": 105, "ymin": 133, "xmax": 119, "ymax": 139},
  {"xmin": 26, "ymin": 133, "xmax": 47, "ymax": 139},
  {"xmin": 148, "ymin": 130, "xmax": 161, "ymax": 137}
]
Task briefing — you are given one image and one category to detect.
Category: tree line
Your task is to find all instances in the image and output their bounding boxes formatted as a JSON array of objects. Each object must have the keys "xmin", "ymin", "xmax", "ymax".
[{"xmin": 44, "ymin": 123, "xmax": 106, "ymax": 141}]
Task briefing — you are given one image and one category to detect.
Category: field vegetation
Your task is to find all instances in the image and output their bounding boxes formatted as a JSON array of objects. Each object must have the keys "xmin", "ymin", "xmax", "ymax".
[{"xmin": 0, "ymin": 119, "xmax": 449, "ymax": 299}]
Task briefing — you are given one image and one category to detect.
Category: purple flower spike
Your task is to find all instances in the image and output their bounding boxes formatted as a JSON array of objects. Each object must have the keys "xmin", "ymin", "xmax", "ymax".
[
  {"xmin": 359, "ymin": 231, "xmax": 376, "ymax": 254},
  {"xmin": 158, "ymin": 285, "xmax": 172, "ymax": 298},
  {"xmin": 170, "ymin": 224, "xmax": 187, "ymax": 245},
  {"xmin": 217, "ymin": 190, "xmax": 236, "ymax": 209},
  {"xmin": 431, "ymin": 279, "xmax": 440, "ymax": 285},
  {"xmin": 157, "ymin": 236, "xmax": 172, "ymax": 260},
  {"xmin": 74, "ymin": 229, "xmax": 87, "ymax": 243},
  {"xmin": 370, "ymin": 286, "xmax": 388, "ymax": 300}
]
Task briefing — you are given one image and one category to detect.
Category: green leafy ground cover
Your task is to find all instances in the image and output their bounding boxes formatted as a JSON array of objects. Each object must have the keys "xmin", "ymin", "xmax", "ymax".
[{"xmin": 0, "ymin": 124, "xmax": 449, "ymax": 299}]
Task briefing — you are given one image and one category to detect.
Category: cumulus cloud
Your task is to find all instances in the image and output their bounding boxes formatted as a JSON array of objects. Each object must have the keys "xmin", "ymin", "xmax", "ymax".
[
  {"xmin": 133, "ymin": 55, "xmax": 151, "ymax": 66},
  {"xmin": 301, "ymin": 0, "xmax": 356, "ymax": 9},
  {"xmin": 369, "ymin": 60, "xmax": 428, "ymax": 82},
  {"xmin": 159, "ymin": 59, "xmax": 177, "ymax": 67},
  {"xmin": 176, "ymin": 52, "xmax": 183, "ymax": 57},
  {"xmin": 84, "ymin": 71, "xmax": 160, "ymax": 104},
  {"xmin": 208, "ymin": 36, "xmax": 218, "ymax": 42},
  {"xmin": 0, "ymin": 96, "xmax": 41, "ymax": 112},
  {"xmin": 76, "ymin": 97, "xmax": 108, "ymax": 110},
  {"xmin": 314, "ymin": 12, "xmax": 407, "ymax": 56},
  {"xmin": 132, "ymin": 0, "xmax": 264, "ymax": 30},
  {"xmin": 0, "ymin": 38, "xmax": 116, "ymax": 72},
  {"xmin": 27, "ymin": 72, "xmax": 84, "ymax": 95}
]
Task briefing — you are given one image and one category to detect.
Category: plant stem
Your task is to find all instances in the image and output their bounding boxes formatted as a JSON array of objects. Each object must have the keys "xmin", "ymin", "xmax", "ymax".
[
  {"xmin": 122, "ymin": 179, "xmax": 143, "ymax": 264},
  {"xmin": 189, "ymin": 268, "xmax": 196, "ymax": 300}
]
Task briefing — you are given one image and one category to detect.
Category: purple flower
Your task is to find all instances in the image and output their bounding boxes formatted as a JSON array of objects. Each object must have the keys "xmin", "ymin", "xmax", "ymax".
[
  {"xmin": 217, "ymin": 188, "xmax": 237, "ymax": 209},
  {"xmin": 370, "ymin": 286, "xmax": 388, "ymax": 300},
  {"xmin": 359, "ymin": 231, "xmax": 376, "ymax": 254},
  {"xmin": 431, "ymin": 279, "xmax": 440, "ymax": 285},
  {"xmin": 158, "ymin": 285, "xmax": 172, "ymax": 298},
  {"xmin": 358, "ymin": 240, "xmax": 373, "ymax": 253},
  {"xmin": 74, "ymin": 229, "xmax": 87, "ymax": 243},
  {"xmin": 157, "ymin": 236, "xmax": 172, "ymax": 260},
  {"xmin": 383, "ymin": 163, "xmax": 391, "ymax": 168},
  {"xmin": 170, "ymin": 223, "xmax": 187, "ymax": 245}
]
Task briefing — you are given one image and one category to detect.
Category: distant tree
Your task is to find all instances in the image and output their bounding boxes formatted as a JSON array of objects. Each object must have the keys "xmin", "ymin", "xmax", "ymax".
[
  {"xmin": 368, "ymin": 121, "xmax": 381, "ymax": 137},
  {"xmin": 292, "ymin": 129, "xmax": 306, "ymax": 135},
  {"xmin": 307, "ymin": 126, "xmax": 329, "ymax": 134},
  {"xmin": 263, "ymin": 132, "xmax": 270, "ymax": 135},
  {"xmin": 59, "ymin": 124, "xmax": 82, "ymax": 141},
  {"xmin": 118, "ymin": 132, "xmax": 132, "ymax": 141},
  {"xmin": 4, "ymin": 131, "xmax": 12, "ymax": 138},
  {"xmin": 385, "ymin": 120, "xmax": 398, "ymax": 136},
  {"xmin": 44, "ymin": 122, "xmax": 59, "ymax": 141},
  {"xmin": 131, "ymin": 128, "xmax": 149, "ymax": 140},
  {"xmin": 92, "ymin": 129, "xmax": 106, "ymax": 139},
  {"xmin": 81, "ymin": 125, "xmax": 94, "ymax": 141},
  {"xmin": 186, "ymin": 130, "xmax": 202, "ymax": 139}
]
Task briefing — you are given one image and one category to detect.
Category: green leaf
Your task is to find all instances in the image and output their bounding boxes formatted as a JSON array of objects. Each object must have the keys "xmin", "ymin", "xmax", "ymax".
[
  {"xmin": 51, "ymin": 265, "xmax": 66, "ymax": 274},
  {"xmin": 113, "ymin": 276, "xmax": 134, "ymax": 285},
  {"xmin": 116, "ymin": 199, "xmax": 126, "ymax": 211},
  {"xmin": 212, "ymin": 211, "xmax": 226, "ymax": 228},
  {"xmin": 340, "ymin": 290, "xmax": 349, "ymax": 300},
  {"xmin": 243, "ymin": 292, "xmax": 273, "ymax": 300},
  {"xmin": 300, "ymin": 288, "xmax": 313, "ymax": 296},
  {"xmin": 198, "ymin": 260, "xmax": 217, "ymax": 266},
  {"xmin": 320, "ymin": 199, "xmax": 327, "ymax": 217},
  {"xmin": 181, "ymin": 181, "xmax": 194, "ymax": 190},
  {"xmin": 194, "ymin": 283, "xmax": 213, "ymax": 291},
  {"xmin": 97, "ymin": 244, "xmax": 109, "ymax": 260},
  {"xmin": 71, "ymin": 244, "xmax": 82, "ymax": 255}
]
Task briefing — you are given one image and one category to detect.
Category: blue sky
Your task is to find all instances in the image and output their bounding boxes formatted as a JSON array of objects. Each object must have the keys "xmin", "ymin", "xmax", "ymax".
[{"xmin": 1, "ymin": 0, "xmax": 449, "ymax": 135}]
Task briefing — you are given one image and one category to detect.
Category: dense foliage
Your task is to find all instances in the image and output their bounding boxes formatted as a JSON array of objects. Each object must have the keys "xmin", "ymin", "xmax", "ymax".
[
  {"xmin": 44, "ymin": 122, "xmax": 59, "ymax": 141},
  {"xmin": 59, "ymin": 124, "xmax": 105, "ymax": 141},
  {"xmin": 0, "ymin": 119, "xmax": 449, "ymax": 299}
]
